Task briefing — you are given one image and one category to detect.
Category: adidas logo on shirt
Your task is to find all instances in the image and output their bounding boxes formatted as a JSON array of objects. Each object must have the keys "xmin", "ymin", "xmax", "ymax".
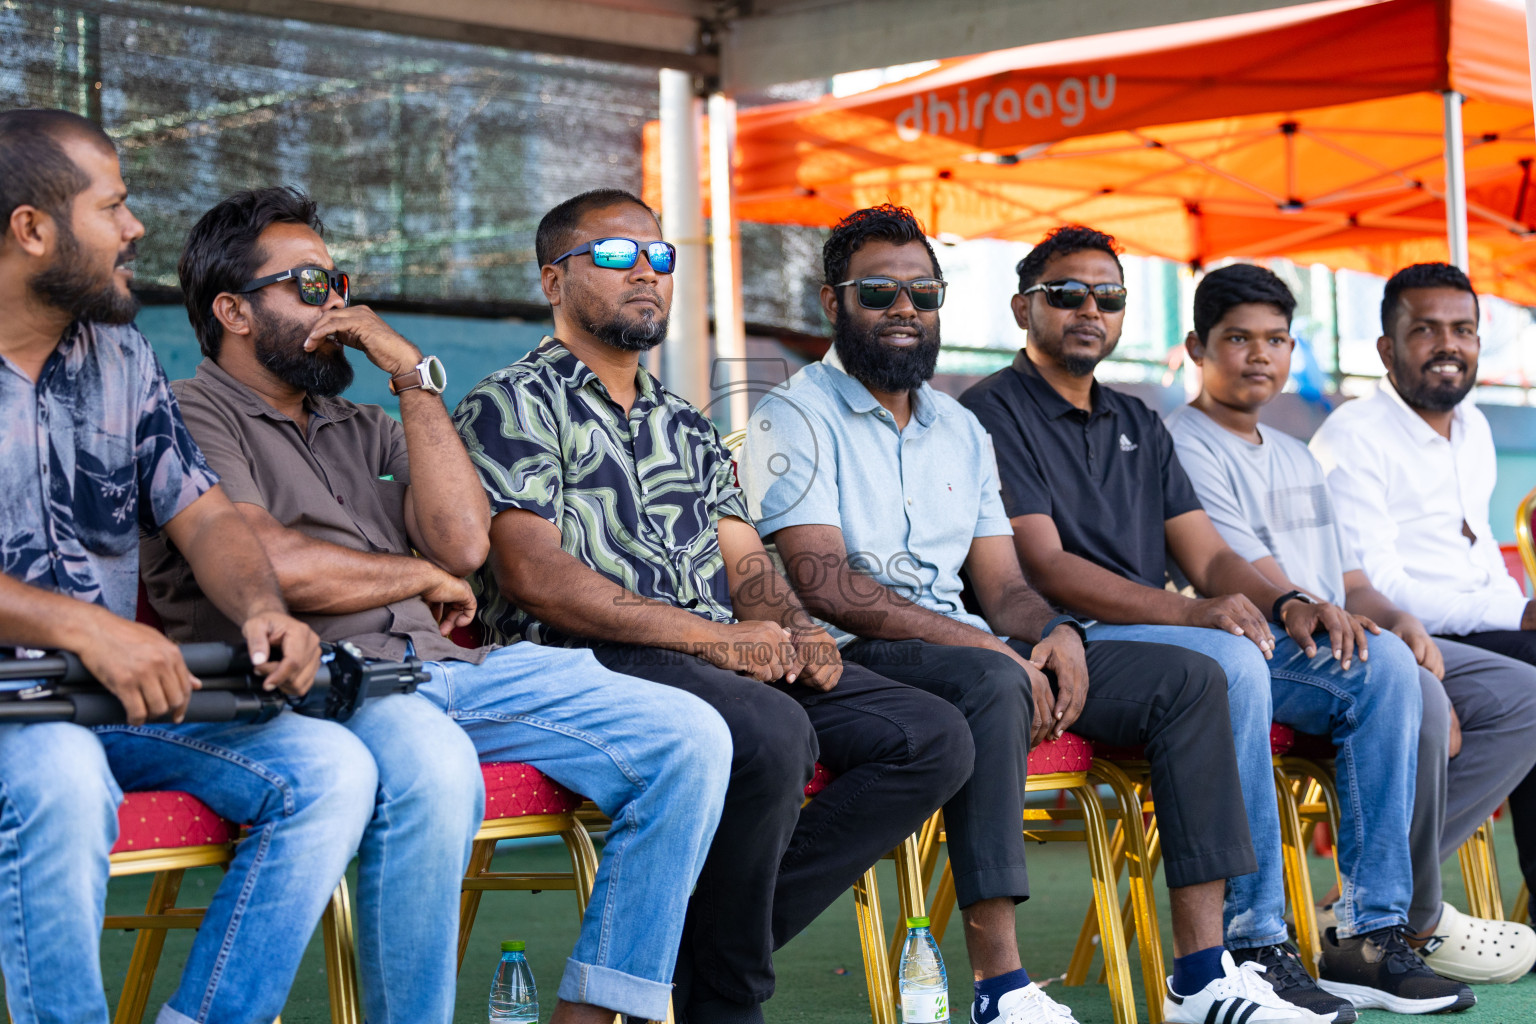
[{"xmin": 1118, "ymin": 433, "xmax": 1138, "ymax": 452}]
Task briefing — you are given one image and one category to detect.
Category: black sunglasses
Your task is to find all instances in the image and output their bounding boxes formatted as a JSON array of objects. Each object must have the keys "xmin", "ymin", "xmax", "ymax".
[
  {"xmin": 237, "ymin": 266, "xmax": 351, "ymax": 307},
  {"xmin": 836, "ymin": 277, "xmax": 947, "ymax": 311},
  {"xmin": 550, "ymin": 237, "xmax": 677, "ymax": 275},
  {"xmin": 1021, "ymin": 279, "xmax": 1127, "ymax": 313}
]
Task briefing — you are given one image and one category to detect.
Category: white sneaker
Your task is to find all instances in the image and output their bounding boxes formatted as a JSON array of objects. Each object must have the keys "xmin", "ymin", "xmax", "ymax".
[
  {"xmin": 1418, "ymin": 901, "xmax": 1536, "ymax": 984},
  {"xmin": 974, "ymin": 982, "xmax": 1079, "ymax": 1024},
  {"xmin": 1163, "ymin": 951, "xmax": 1328, "ymax": 1024}
]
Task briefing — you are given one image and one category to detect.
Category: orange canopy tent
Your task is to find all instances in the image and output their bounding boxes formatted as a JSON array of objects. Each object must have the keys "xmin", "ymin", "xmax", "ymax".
[{"xmin": 646, "ymin": 0, "xmax": 1536, "ymax": 304}]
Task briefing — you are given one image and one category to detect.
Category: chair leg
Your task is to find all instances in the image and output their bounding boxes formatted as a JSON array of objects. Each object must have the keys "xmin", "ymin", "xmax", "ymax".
[
  {"xmin": 457, "ymin": 838, "xmax": 498, "ymax": 973},
  {"xmin": 1511, "ymin": 881, "xmax": 1530, "ymax": 925},
  {"xmin": 1457, "ymin": 817, "xmax": 1503, "ymax": 921},
  {"xmin": 1066, "ymin": 813, "xmax": 1128, "ymax": 988},
  {"xmin": 927, "ymin": 862, "xmax": 959, "ymax": 947},
  {"xmin": 560, "ymin": 822, "xmax": 601, "ymax": 917},
  {"xmin": 853, "ymin": 865, "xmax": 897, "ymax": 1024},
  {"xmin": 113, "ymin": 868, "xmax": 185, "ymax": 1024},
  {"xmin": 1274, "ymin": 765, "xmax": 1320, "ymax": 977},
  {"xmin": 321, "ymin": 879, "xmax": 363, "ymax": 1024},
  {"xmin": 1074, "ymin": 783, "xmax": 1138, "ymax": 1024},
  {"xmin": 1093, "ymin": 761, "xmax": 1164, "ymax": 1024},
  {"xmin": 887, "ymin": 832, "xmax": 930, "ymax": 976}
]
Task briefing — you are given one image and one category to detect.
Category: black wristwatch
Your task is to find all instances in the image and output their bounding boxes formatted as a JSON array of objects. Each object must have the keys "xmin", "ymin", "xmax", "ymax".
[
  {"xmin": 1271, "ymin": 590, "xmax": 1313, "ymax": 625},
  {"xmin": 1041, "ymin": 614, "xmax": 1087, "ymax": 643}
]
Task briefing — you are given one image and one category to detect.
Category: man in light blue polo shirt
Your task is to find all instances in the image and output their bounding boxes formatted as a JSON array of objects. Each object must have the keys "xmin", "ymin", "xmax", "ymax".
[{"xmin": 742, "ymin": 205, "xmax": 1311, "ymax": 1024}]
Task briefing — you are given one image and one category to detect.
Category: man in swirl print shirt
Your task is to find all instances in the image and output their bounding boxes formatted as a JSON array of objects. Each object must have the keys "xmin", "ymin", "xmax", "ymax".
[{"xmin": 455, "ymin": 188, "xmax": 974, "ymax": 1024}]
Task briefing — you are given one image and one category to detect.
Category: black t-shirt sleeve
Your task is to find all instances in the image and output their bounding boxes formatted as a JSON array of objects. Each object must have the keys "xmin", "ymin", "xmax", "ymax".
[
  {"xmin": 1153, "ymin": 417, "xmax": 1204, "ymax": 520},
  {"xmin": 962, "ymin": 389, "xmax": 1051, "ymax": 519}
]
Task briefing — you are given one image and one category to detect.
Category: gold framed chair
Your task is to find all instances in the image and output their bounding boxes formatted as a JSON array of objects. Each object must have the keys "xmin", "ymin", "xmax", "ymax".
[
  {"xmin": 1277, "ymin": 747, "xmax": 1515, "ymax": 937},
  {"xmin": 1060, "ymin": 753, "xmax": 1172, "ymax": 1024},
  {"xmin": 454, "ymin": 762, "xmax": 601, "ymax": 975},
  {"xmin": 89, "ymin": 790, "xmax": 360, "ymax": 1024},
  {"xmin": 921, "ymin": 733, "xmax": 1142, "ymax": 1024}
]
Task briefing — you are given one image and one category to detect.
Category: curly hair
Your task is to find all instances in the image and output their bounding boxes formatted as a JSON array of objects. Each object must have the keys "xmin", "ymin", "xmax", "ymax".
[
  {"xmin": 1014, "ymin": 224, "xmax": 1123, "ymax": 292},
  {"xmin": 1380, "ymin": 262, "xmax": 1478, "ymax": 336},
  {"xmin": 822, "ymin": 204, "xmax": 941, "ymax": 288},
  {"xmin": 1192, "ymin": 264, "xmax": 1296, "ymax": 344}
]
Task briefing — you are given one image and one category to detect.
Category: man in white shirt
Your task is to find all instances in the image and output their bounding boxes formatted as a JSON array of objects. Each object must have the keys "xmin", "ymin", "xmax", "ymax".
[
  {"xmin": 1170, "ymin": 262, "xmax": 1536, "ymax": 989},
  {"xmin": 1310, "ymin": 261, "xmax": 1536, "ymax": 916}
]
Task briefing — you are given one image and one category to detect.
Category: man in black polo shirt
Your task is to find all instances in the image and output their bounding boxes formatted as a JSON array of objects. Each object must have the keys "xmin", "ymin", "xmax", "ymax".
[{"xmin": 961, "ymin": 226, "xmax": 1470, "ymax": 1018}]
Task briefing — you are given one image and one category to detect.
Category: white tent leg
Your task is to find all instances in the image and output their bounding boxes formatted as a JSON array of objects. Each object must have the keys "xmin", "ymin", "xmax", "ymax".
[
  {"xmin": 1442, "ymin": 89, "xmax": 1469, "ymax": 272},
  {"xmin": 708, "ymin": 91, "xmax": 748, "ymax": 431},
  {"xmin": 659, "ymin": 68, "xmax": 710, "ymax": 407}
]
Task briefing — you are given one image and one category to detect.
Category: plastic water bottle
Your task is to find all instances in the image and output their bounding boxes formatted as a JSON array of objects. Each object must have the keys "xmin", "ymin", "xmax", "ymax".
[
  {"xmin": 489, "ymin": 939, "xmax": 538, "ymax": 1024},
  {"xmin": 899, "ymin": 916, "xmax": 949, "ymax": 1023}
]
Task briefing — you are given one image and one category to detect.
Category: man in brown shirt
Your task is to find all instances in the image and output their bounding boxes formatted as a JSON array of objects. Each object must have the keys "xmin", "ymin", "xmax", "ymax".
[{"xmin": 141, "ymin": 186, "xmax": 730, "ymax": 1024}]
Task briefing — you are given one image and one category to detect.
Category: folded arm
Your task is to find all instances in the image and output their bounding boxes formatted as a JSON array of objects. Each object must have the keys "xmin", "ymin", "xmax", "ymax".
[
  {"xmin": 487, "ymin": 508, "xmax": 795, "ymax": 682},
  {"xmin": 230, "ymin": 501, "xmax": 473, "ymax": 634}
]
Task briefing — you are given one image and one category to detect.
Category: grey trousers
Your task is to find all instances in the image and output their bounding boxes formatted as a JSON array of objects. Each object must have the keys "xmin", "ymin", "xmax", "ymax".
[{"xmin": 1407, "ymin": 638, "xmax": 1536, "ymax": 931}]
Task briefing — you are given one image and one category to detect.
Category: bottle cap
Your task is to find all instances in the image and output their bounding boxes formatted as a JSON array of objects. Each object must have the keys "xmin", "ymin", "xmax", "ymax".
[
  {"xmin": 906, "ymin": 916, "xmax": 931, "ymax": 928},
  {"xmin": 501, "ymin": 940, "xmax": 526, "ymax": 952}
]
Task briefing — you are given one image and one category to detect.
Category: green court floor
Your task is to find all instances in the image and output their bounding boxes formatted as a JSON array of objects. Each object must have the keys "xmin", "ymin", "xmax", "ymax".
[{"xmin": 25, "ymin": 822, "xmax": 1536, "ymax": 1023}]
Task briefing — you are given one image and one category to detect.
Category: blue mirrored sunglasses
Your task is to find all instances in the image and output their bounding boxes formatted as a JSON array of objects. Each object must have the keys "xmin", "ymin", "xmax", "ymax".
[{"xmin": 550, "ymin": 237, "xmax": 677, "ymax": 274}]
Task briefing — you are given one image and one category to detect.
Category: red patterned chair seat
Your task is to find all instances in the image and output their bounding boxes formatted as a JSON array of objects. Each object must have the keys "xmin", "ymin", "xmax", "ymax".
[
  {"xmin": 808, "ymin": 736, "xmax": 1094, "ymax": 798},
  {"xmin": 481, "ymin": 762, "xmax": 584, "ymax": 819},
  {"xmin": 112, "ymin": 791, "xmax": 236, "ymax": 854},
  {"xmin": 1094, "ymin": 722, "xmax": 1295, "ymax": 762},
  {"xmin": 1027, "ymin": 732, "xmax": 1094, "ymax": 774},
  {"xmin": 804, "ymin": 761, "xmax": 835, "ymax": 798}
]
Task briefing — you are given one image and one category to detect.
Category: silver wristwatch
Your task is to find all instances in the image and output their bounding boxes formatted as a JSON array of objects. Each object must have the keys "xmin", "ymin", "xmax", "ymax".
[{"xmin": 388, "ymin": 354, "xmax": 447, "ymax": 396}]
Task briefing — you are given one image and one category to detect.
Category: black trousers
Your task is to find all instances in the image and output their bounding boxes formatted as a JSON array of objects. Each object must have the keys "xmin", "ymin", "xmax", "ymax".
[
  {"xmin": 590, "ymin": 643, "xmax": 973, "ymax": 1005},
  {"xmin": 1437, "ymin": 628, "xmax": 1536, "ymax": 893},
  {"xmin": 841, "ymin": 636, "xmax": 1257, "ymax": 908}
]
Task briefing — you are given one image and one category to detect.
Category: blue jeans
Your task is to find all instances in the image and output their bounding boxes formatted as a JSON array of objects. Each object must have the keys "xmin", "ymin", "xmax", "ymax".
[
  {"xmin": 96, "ymin": 713, "xmax": 378, "ymax": 1024},
  {"xmin": 0, "ymin": 723, "xmax": 121, "ymax": 1024},
  {"xmin": 339, "ymin": 693, "xmax": 484, "ymax": 1024},
  {"xmin": 1085, "ymin": 624, "xmax": 1421, "ymax": 944},
  {"xmin": 419, "ymin": 643, "xmax": 731, "ymax": 1021}
]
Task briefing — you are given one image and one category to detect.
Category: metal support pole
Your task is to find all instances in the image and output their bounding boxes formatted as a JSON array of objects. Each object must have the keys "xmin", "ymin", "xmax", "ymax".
[
  {"xmin": 1527, "ymin": 0, "xmax": 1536, "ymax": 120},
  {"xmin": 658, "ymin": 68, "xmax": 710, "ymax": 409},
  {"xmin": 708, "ymin": 92, "xmax": 748, "ymax": 431},
  {"xmin": 1442, "ymin": 90, "xmax": 1469, "ymax": 272}
]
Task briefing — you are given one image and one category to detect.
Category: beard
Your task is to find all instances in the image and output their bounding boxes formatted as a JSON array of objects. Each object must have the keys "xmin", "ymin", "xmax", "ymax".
[
  {"xmin": 1394, "ymin": 352, "xmax": 1475, "ymax": 413},
  {"xmin": 1032, "ymin": 327, "xmax": 1110, "ymax": 378},
  {"xmin": 28, "ymin": 223, "xmax": 140, "ymax": 325},
  {"xmin": 569, "ymin": 282, "xmax": 669, "ymax": 352},
  {"xmin": 252, "ymin": 299, "xmax": 355, "ymax": 397},
  {"xmin": 832, "ymin": 304, "xmax": 942, "ymax": 394}
]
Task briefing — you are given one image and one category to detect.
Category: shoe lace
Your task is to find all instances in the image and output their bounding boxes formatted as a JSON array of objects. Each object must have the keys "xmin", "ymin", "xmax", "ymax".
[
  {"xmin": 1252, "ymin": 944, "xmax": 1313, "ymax": 992},
  {"xmin": 1214, "ymin": 960, "xmax": 1292, "ymax": 1009},
  {"xmin": 1368, "ymin": 928, "xmax": 1433, "ymax": 976}
]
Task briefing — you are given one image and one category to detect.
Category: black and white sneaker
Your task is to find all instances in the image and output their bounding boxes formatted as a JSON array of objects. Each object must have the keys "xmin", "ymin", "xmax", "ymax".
[
  {"xmin": 1231, "ymin": 943, "xmax": 1356, "ymax": 1024},
  {"xmin": 1317, "ymin": 926, "xmax": 1476, "ymax": 1015},
  {"xmin": 1164, "ymin": 950, "xmax": 1328, "ymax": 1024}
]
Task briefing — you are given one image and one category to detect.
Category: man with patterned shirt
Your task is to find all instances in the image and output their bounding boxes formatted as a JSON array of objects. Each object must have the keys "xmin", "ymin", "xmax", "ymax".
[
  {"xmin": 146, "ymin": 185, "xmax": 731, "ymax": 1024},
  {"xmin": 0, "ymin": 109, "xmax": 364, "ymax": 1024},
  {"xmin": 455, "ymin": 189, "xmax": 973, "ymax": 1024}
]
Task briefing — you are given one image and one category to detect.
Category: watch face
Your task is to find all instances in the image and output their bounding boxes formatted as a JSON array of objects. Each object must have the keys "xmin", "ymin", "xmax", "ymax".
[{"xmin": 424, "ymin": 356, "xmax": 447, "ymax": 393}]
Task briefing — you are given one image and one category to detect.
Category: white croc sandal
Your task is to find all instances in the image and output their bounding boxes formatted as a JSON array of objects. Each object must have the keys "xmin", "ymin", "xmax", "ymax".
[{"xmin": 1419, "ymin": 901, "xmax": 1536, "ymax": 984}]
